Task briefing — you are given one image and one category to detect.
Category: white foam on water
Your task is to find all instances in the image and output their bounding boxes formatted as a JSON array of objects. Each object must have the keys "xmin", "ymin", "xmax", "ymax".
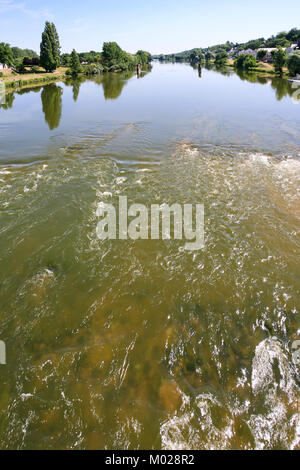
[
  {"xmin": 248, "ymin": 337, "xmax": 300, "ymax": 449},
  {"xmin": 176, "ymin": 143, "xmax": 201, "ymax": 158},
  {"xmin": 115, "ymin": 177, "xmax": 127, "ymax": 185},
  {"xmin": 246, "ymin": 153, "xmax": 271, "ymax": 166},
  {"xmin": 160, "ymin": 391, "xmax": 234, "ymax": 450}
]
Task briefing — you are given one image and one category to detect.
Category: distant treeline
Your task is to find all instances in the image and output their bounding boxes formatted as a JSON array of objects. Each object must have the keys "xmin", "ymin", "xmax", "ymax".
[
  {"xmin": 11, "ymin": 47, "xmax": 39, "ymax": 59},
  {"xmin": 154, "ymin": 27, "xmax": 300, "ymax": 61},
  {"xmin": 61, "ymin": 45, "xmax": 152, "ymax": 70}
]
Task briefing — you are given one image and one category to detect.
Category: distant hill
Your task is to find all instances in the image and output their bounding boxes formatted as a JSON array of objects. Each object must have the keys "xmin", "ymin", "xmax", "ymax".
[{"xmin": 153, "ymin": 27, "xmax": 300, "ymax": 60}]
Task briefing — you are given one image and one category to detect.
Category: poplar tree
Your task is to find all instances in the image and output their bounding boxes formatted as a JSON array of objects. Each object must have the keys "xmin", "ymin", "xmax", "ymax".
[
  {"xmin": 40, "ymin": 22, "xmax": 61, "ymax": 72},
  {"xmin": 70, "ymin": 49, "xmax": 81, "ymax": 75},
  {"xmin": 0, "ymin": 43, "xmax": 14, "ymax": 66}
]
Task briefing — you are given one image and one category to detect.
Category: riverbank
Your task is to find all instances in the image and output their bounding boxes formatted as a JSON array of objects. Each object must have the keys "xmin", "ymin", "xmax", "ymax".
[
  {"xmin": 226, "ymin": 59, "xmax": 289, "ymax": 77},
  {"xmin": 0, "ymin": 67, "xmax": 68, "ymax": 92},
  {"xmin": 1, "ymin": 64, "xmax": 150, "ymax": 93}
]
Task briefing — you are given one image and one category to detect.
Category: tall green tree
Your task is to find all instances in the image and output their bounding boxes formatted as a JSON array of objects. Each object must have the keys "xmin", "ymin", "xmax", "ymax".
[
  {"xmin": 40, "ymin": 22, "xmax": 61, "ymax": 72},
  {"xmin": 70, "ymin": 49, "xmax": 81, "ymax": 75},
  {"xmin": 273, "ymin": 48, "xmax": 287, "ymax": 76},
  {"xmin": 0, "ymin": 43, "xmax": 14, "ymax": 66},
  {"xmin": 102, "ymin": 42, "xmax": 124, "ymax": 63}
]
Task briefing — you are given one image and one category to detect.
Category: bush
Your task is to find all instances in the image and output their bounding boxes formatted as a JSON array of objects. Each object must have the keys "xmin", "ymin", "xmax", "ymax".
[
  {"xmin": 235, "ymin": 54, "xmax": 257, "ymax": 70},
  {"xmin": 0, "ymin": 72, "xmax": 3, "ymax": 77},
  {"xmin": 257, "ymin": 50, "xmax": 267, "ymax": 62},
  {"xmin": 215, "ymin": 51, "xmax": 228, "ymax": 67},
  {"xmin": 287, "ymin": 53, "xmax": 300, "ymax": 76},
  {"xmin": 15, "ymin": 63, "xmax": 27, "ymax": 74},
  {"xmin": 23, "ymin": 57, "xmax": 40, "ymax": 66},
  {"xmin": 83, "ymin": 64, "xmax": 104, "ymax": 75},
  {"xmin": 108, "ymin": 64, "xmax": 121, "ymax": 72}
]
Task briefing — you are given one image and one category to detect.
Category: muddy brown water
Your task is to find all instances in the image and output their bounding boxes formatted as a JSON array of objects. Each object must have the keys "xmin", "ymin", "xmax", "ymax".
[{"xmin": 0, "ymin": 63, "xmax": 299, "ymax": 449}]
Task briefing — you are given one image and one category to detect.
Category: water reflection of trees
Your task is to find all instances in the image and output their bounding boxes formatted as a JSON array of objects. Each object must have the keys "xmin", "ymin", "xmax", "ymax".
[
  {"xmin": 270, "ymin": 77, "xmax": 296, "ymax": 101},
  {"xmin": 41, "ymin": 84, "xmax": 63, "ymax": 130},
  {"xmin": 93, "ymin": 70, "xmax": 135, "ymax": 100},
  {"xmin": 92, "ymin": 66, "xmax": 152, "ymax": 100},
  {"xmin": 17, "ymin": 86, "xmax": 42, "ymax": 95},
  {"xmin": 227, "ymin": 68, "xmax": 299, "ymax": 102},
  {"xmin": 64, "ymin": 76, "xmax": 86, "ymax": 102},
  {"xmin": 1, "ymin": 66, "xmax": 153, "ymax": 115},
  {"xmin": 192, "ymin": 62, "xmax": 234, "ymax": 76},
  {"xmin": 0, "ymin": 91, "xmax": 15, "ymax": 110},
  {"xmin": 63, "ymin": 68, "xmax": 150, "ymax": 101}
]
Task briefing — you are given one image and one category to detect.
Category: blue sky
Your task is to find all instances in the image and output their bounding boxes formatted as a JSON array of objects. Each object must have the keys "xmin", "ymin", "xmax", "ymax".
[{"xmin": 1, "ymin": 0, "xmax": 300, "ymax": 54}]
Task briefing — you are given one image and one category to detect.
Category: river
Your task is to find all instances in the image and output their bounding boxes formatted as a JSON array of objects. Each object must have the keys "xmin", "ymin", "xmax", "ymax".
[{"xmin": 0, "ymin": 62, "xmax": 299, "ymax": 449}]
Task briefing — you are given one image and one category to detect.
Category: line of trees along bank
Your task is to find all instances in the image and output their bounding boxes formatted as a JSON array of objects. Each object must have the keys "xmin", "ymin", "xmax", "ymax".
[
  {"xmin": 65, "ymin": 43, "xmax": 152, "ymax": 76},
  {"xmin": 40, "ymin": 22, "xmax": 151, "ymax": 75},
  {"xmin": 166, "ymin": 46, "xmax": 300, "ymax": 77},
  {"xmin": 1, "ymin": 21, "xmax": 152, "ymax": 77},
  {"xmin": 156, "ymin": 27, "xmax": 300, "ymax": 77}
]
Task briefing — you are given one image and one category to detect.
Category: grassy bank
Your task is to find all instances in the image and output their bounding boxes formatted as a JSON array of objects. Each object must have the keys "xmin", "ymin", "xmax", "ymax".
[
  {"xmin": 226, "ymin": 59, "xmax": 289, "ymax": 77},
  {"xmin": 1, "ymin": 67, "xmax": 68, "ymax": 91}
]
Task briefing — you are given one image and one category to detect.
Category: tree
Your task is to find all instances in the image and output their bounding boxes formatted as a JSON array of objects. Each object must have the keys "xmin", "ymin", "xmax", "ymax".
[
  {"xmin": 60, "ymin": 53, "xmax": 70, "ymax": 66},
  {"xmin": 286, "ymin": 27, "xmax": 300, "ymax": 43},
  {"xmin": 234, "ymin": 54, "xmax": 257, "ymax": 70},
  {"xmin": 136, "ymin": 50, "xmax": 152, "ymax": 65},
  {"xmin": 190, "ymin": 49, "xmax": 204, "ymax": 64},
  {"xmin": 205, "ymin": 51, "xmax": 214, "ymax": 62},
  {"xmin": 11, "ymin": 47, "xmax": 38, "ymax": 60},
  {"xmin": 0, "ymin": 43, "xmax": 14, "ymax": 66},
  {"xmin": 287, "ymin": 53, "xmax": 300, "ymax": 76},
  {"xmin": 215, "ymin": 51, "xmax": 228, "ymax": 67},
  {"xmin": 102, "ymin": 42, "xmax": 124, "ymax": 63},
  {"xmin": 40, "ymin": 22, "xmax": 61, "ymax": 72},
  {"xmin": 257, "ymin": 49, "xmax": 267, "ymax": 62},
  {"xmin": 273, "ymin": 47, "xmax": 287, "ymax": 76},
  {"xmin": 70, "ymin": 49, "xmax": 81, "ymax": 75}
]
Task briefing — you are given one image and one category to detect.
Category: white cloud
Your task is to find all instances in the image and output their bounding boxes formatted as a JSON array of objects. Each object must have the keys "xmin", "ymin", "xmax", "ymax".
[{"xmin": 0, "ymin": 0, "xmax": 54, "ymax": 20}]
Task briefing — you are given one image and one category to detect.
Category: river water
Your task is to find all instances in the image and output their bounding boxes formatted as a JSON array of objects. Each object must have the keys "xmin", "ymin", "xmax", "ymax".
[{"xmin": 0, "ymin": 62, "xmax": 299, "ymax": 449}]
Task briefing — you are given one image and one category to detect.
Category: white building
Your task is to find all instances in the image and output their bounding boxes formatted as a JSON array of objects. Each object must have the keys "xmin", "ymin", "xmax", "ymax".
[
  {"xmin": 287, "ymin": 44, "xmax": 298, "ymax": 55},
  {"xmin": 256, "ymin": 48, "xmax": 278, "ymax": 61},
  {"xmin": 228, "ymin": 47, "xmax": 239, "ymax": 58},
  {"xmin": 238, "ymin": 49, "xmax": 257, "ymax": 58},
  {"xmin": 0, "ymin": 63, "xmax": 9, "ymax": 70}
]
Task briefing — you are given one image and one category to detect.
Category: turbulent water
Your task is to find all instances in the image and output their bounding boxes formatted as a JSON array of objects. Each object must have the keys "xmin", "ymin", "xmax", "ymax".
[{"xmin": 0, "ymin": 63, "xmax": 299, "ymax": 449}]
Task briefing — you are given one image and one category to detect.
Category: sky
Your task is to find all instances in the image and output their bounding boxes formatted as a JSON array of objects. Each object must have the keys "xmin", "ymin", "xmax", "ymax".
[{"xmin": 1, "ymin": 0, "xmax": 300, "ymax": 54}]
